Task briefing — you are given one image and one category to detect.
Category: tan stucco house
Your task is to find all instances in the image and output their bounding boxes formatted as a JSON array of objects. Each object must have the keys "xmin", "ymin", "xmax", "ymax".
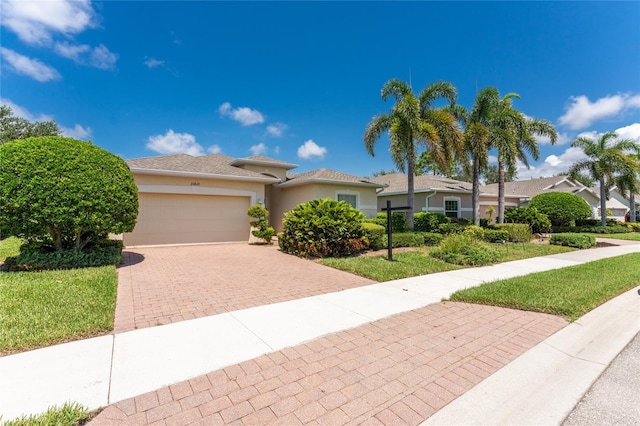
[{"xmin": 122, "ymin": 154, "xmax": 381, "ymax": 246}]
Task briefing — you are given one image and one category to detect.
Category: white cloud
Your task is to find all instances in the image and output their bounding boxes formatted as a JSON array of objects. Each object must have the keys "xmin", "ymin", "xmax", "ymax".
[
  {"xmin": 536, "ymin": 132, "xmax": 571, "ymax": 145},
  {"xmin": 517, "ymin": 147, "xmax": 588, "ymax": 179},
  {"xmin": 52, "ymin": 41, "xmax": 117, "ymax": 69},
  {"xmin": 297, "ymin": 139, "xmax": 327, "ymax": 160},
  {"xmin": 265, "ymin": 123, "xmax": 287, "ymax": 137},
  {"xmin": 249, "ymin": 142, "xmax": 268, "ymax": 156},
  {"xmin": 487, "ymin": 155, "xmax": 498, "ymax": 164},
  {"xmin": 61, "ymin": 124, "xmax": 91, "ymax": 139},
  {"xmin": 207, "ymin": 145, "xmax": 222, "ymax": 154},
  {"xmin": 218, "ymin": 102, "xmax": 265, "ymax": 126},
  {"xmin": 614, "ymin": 123, "xmax": 640, "ymax": 142},
  {"xmin": 143, "ymin": 57, "xmax": 165, "ymax": 69},
  {"xmin": 274, "ymin": 146, "xmax": 280, "ymax": 155},
  {"xmin": 558, "ymin": 94, "xmax": 640, "ymax": 130},
  {"xmin": 0, "ymin": 47, "xmax": 60, "ymax": 82},
  {"xmin": 88, "ymin": 44, "xmax": 117, "ymax": 69},
  {"xmin": 53, "ymin": 41, "xmax": 90, "ymax": 61},
  {"xmin": 146, "ymin": 130, "xmax": 205, "ymax": 156},
  {"xmin": 0, "ymin": 98, "xmax": 52, "ymax": 121},
  {"xmin": 0, "ymin": 0, "xmax": 96, "ymax": 45}
]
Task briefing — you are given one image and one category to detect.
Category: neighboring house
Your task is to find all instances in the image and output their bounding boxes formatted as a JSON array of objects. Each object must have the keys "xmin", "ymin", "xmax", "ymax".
[
  {"xmin": 122, "ymin": 154, "xmax": 381, "ymax": 246},
  {"xmin": 371, "ymin": 173, "xmax": 520, "ymax": 221}
]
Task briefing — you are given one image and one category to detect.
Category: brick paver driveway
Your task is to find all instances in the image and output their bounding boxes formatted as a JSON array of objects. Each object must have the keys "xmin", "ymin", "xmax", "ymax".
[{"xmin": 114, "ymin": 243, "xmax": 375, "ymax": 332}]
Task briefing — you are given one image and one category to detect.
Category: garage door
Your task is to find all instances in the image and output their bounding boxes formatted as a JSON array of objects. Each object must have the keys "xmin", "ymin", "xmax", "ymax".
[{"xmin": 124, "ymin": 193, "xmax": 251, "ymax": 246}]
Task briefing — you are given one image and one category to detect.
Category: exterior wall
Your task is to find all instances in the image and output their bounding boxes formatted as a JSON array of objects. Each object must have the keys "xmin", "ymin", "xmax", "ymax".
[
  {"xmin": 132, "ymin": 173, "xmax": 266, "ymax": 200},
  {"xmin": 311, "ymin": 184, "xmax": 378, "ymax": 219},
  {"xmin": 239, "ymin": 164, "xmax": 288, "ymax": 181},
  {"xmin": 377, "ymin": 192, "xmax": 475, "ymax": 219}
]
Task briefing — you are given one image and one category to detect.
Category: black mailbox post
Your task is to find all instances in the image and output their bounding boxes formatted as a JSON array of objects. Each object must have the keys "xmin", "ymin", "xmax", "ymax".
[{"xmin": 381, "ymin": 200, "xmax": 411, "ymax": 261}]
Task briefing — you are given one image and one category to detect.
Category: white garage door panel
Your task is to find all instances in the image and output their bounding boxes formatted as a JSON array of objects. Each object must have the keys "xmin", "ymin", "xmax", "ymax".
[{"xmin": 125, "ymin": 193, "xmax": 250, "ymax": 246}]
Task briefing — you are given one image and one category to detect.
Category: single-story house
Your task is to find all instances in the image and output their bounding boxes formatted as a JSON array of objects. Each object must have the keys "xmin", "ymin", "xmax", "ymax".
[
  {"xmin": 370, "ymin": 173, "xmax": 521, "ymax": 220},
  {"xmin": 122, "ymin": 154, "xmax": 381, "ymax": 246}
]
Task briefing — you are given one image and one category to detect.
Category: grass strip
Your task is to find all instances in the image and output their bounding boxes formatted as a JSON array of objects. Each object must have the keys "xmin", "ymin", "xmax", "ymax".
[
  {"xmin": 1, "ymin": 402, "xmax": 90, "ymax": 426},
  {"xmin": 0, "ymin": 266, "xmax": 117, "ymax": 355},
  {"xmin": 320, "ymin": 243, "xmax": 574, "ymax": 281},
  {"xmin": 0, "ymin": 237, "xmax": 21, "ymax": 262},
  {"xmin": 449, "ymin": 253, "xmax": 640, "ymax": 321}
]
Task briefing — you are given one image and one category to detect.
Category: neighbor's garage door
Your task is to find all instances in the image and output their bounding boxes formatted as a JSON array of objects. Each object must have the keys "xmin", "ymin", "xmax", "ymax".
[{"xmin": 124, "ymin": 193, "xmax": 251, "ymax": 246}]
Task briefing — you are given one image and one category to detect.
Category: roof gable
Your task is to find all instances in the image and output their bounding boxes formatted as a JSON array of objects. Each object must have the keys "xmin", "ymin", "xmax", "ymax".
[
  {"xmin": 280, "ymin": 168, "xmax": 383, "ymax": 188},
  {"xmin": 371, "ymin": 173, "xmax": 473, "ymax": 195}
]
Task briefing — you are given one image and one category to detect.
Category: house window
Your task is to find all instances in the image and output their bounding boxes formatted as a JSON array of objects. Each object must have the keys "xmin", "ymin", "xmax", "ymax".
[
  {"xmin": 337, "ymin": 193, "xmax": 358, "ymax": 208},
  {"xmin": 444, "ymin": 198, "xmax": 459, "ymax": 218}
]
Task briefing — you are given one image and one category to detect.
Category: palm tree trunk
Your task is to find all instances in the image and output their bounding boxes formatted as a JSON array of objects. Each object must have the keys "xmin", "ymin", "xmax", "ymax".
[
  {"xmin": 630, "ymin": 191, "xmax": 637, "ymax": 223},
  {"xmin": 599, "ymin": 178, "xmax": 607, "ymax": 227},
  {"xmin": 472, "ymin": 155, "xmax": 481, "ymax": 226},
  {"xmin": 407, "ymin": 152, "xmax": 415, "ymax": 231},
  {"xmin": 497, "ymin": 158, "xmax": 505, "ymax": 224}
]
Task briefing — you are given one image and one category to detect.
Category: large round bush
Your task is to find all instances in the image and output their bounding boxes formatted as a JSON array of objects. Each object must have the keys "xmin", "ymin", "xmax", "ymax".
[
  {"xmin": 0, "ymin": 136, "xmax": 138, "ymax": 251},
  {"xmin": 529, "ymin": 192, "xmax": 592, "ymax": 226},
  {"xmin": 278, "ymin": 198, "xmax": 368, "ymax": 257}
]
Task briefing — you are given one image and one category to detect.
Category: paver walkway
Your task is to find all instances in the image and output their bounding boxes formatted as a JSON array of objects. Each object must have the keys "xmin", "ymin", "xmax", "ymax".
[
  {"xmin": 115, "ymin": 244, "xmax": 375, "ymax": 332},
  {"xmin": 91, "ymin": 303, "xmax": 567, "ymax": 425}
]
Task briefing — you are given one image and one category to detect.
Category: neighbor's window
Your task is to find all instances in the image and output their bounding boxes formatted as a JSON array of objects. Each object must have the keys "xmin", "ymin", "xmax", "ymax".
[
  {"xmin": 337, "ymin": 193, "xmax": 358, "ymax": 209},
  {"xmin": 444, "ymin": 199, "xmax": 459, "ymax": 218}
]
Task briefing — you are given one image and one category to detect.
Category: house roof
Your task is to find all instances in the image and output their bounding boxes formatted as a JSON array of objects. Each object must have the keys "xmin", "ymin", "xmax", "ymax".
[
  {"xmin": 126, "ymin": 154, "xmax": 279, "ymax": 182},
  {"xmin": 480, "ymin": 176, "xmax": 597, "ymax": 199},
  {"xmin": 371, "ymin": 173, "xmax": 473, "ymax": 195},
  {"xmin": 279, "ymin": 168, "xmax": 383, "ymax": 188},
  {"xmin": 229, "ymin": 155, "xmax": 298, "ymax": 170}
]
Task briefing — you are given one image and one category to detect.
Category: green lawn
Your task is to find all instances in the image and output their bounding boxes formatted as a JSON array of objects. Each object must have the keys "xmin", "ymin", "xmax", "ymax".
[
  {"xmin": 319, "ymin": 243, "xmax": 575, "ymax": 282},
  {"xmin": 0, "ymin": 237, "xmax": 118, "ymax": 355},
  {"xmin": 449, "ymin": 253, "xmax": 640, "ymax": 321},
  {"xmin": 596, "ymin": 233, "xmax": 640, "ymax": 241},
  {"xmin": 1, "ymin": 402, "xmax": 91, "ymax": 426},
  {"xmin": 0, "ymin": 236, "xmax": 21, "ymax": 261}
]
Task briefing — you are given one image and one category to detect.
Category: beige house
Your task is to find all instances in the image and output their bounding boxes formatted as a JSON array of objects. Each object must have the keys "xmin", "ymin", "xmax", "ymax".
[
  {"xmin": 371, "ymin": 173, "xmax": 521, "ymax": 221},
  {"xmin": 122, "ymin": 154, "xmax": 381, "ymax": 246}
]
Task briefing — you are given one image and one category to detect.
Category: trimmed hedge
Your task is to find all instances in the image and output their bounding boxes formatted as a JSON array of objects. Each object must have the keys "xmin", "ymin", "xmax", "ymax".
[
  {"xmin": 483, "ymin": 229, "xmax": 510, "ymax": 243},
  {"xmin": 550, "ymin": 233, "xmax": 596, "ymax": 249},
  {"xmin": 437, "ymin": 223, "xmax": 466, "ymax": 235},
  {"xmin": 551, "ymin": 225, "xmax": 632, "ymax": 234},
  {"xmin": 363, "ymin": 222, "xmax": 385, "ymax": 250},
  {"xmin": 421, "ymin": 232, "xmax": 444, "ymax": 246},
  {"xmin": 388, "ymin": 232, "xmax": 424, "ymax": 248},
  {"xmin": 3, "ymin": 239, "xmax": 123, "ymax": 271},
  {"xmin": 493, "ymin": 223, "xmax": 532, "ymax": 242},
  {"xmin": 413, "ymin": 212, "xmax": 450, "ymax": 232}
]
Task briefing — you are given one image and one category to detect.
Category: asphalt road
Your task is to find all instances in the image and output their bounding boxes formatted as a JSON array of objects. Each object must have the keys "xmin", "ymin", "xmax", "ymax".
[{"xmin": 563, "ymin": 330, "xmax": 640, "ymax": 425}]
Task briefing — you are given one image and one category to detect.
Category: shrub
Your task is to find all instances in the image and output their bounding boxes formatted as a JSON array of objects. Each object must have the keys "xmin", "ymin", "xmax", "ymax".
[
  {"xmin": 4, "ymin": 239, "xmax": 123, "ymax": 271},
  {"xmin": 247, "ymin": 204, "xmax": 275, "ymax": 244},
  {"xmin": 494, "ymin": 223, "xmax": 533, "ymax": 242},
  {"xmin": 462, "ymin": 225, "xmax": 485, "ymax": 240},
  {"xmin": 374, "ymin": 212, "xmax": 408, "ymax": 233},
  {"xmin": 504, "ymin": 207, "xmax": 551, "ymax": 233},
  {"xmin": 437, "ymin": 223, "xmax": 466, "ymax": 235},
  {"xmin": 364, "ymin": 217, "xmax": 387, "ymax": 230},
  {"xmin": 483, "ymin": 228, "xmax": 510, "ymax": 243},
  {"xmin": 581, "ymin": 225, "xmax": 630, "ymax": 234},
  {"xmin": 430, "ymin": 234, "xmax": 498, "ymax": 266},
  {"xmin": 278, "ymin": 198, "xmax": 368, "ymax": 258},
  {"xmin": 389, "ymin": 232, "xmax": 424, "ymax": 248},
  {"xmin": 0, "ymin": 137, "xmax": 138, "ymax": 251},
  {"xmin": 413, "ymin": 212, "xmax": 450, "ymax": 232},
  {"xmin": 451, "ymin": 217, "xmax": 473, "ymax": 226},
  {"xmin": 550, "ymin": 233, "xmax": 596, "ymax": 249},
  {"xmin": 363, "ymin": 222, "xmax": 385, "ymax": 250},
  {"xmin": 421, "ymin": 232, "xmax": 444, "ymax": 246},
  {"xmin": 529, "ymin": 192, "xmax": 592, "ymax": 226}
]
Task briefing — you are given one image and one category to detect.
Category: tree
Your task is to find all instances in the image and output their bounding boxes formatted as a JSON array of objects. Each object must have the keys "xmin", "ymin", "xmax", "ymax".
[
  {"xmin": 490, "ymin": 96, "xmax": 557, "ymax": 223},
  {"xmin": 0, "ymin": 105, "xmax": 61, "ymax": 144},
  {"xmin": 0, "ymin": 136, "xmax": 138, "ymax": 251},
  {"xmin": 615, "ymin": 152, "xmax": 640, "ymax": 223},
  {"xmin": 568, "ymin": 132, "xmax": 640, "ymax": 226},
  {"xmin": 364, "ymin": 79, "xmax": 463, "ymax": 230},
  {"xmin": 529, "ymin": 192, "xmax": 592, "ymax": 226},
  {"xmin": 483, "ymin": 164, "xmax": 516, "ymax": 185},
  {"xmin": 247, "ymin": 204, "xmax": 275, "ymax": 244}
]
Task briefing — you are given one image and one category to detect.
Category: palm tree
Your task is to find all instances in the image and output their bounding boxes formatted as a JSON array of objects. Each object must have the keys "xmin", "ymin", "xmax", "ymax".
[
  {"xmin": 615, "ymin": 152, "xmax": 640, "ymax": 223},
  {"xmin": 364, "ymin": 79, "xmax": 462, "ymax": 230},
  {"xmin": 568, "ymin": 132, "xmax": 640, "ymax": 226},
  {"xmin": 491, "ymin": 96, "xmax": 558, "ymax": 223}
]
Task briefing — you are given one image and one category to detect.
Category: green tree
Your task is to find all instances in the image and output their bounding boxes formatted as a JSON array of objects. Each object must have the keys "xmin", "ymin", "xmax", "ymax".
[
  {"xmin": 0, "ymin": 105, "xmax": 61, "ymax": 144},
  {"xmin": 483, "ymin": 164, "xmax": 516, "ymax": 185},
  {"xmin": 247, "ymin": 204, "xmax": 275, "ymax": 244},
  {"xmin": 615, "ymin": 152, "xmax": 640, "ymax": 223},
  {"xmin": 364, "ymin": 79, "xmax": 463, "ymax": 230},
  {"xmin": 0, "ymin": 136, "xmax": 138, "ymax": 250},
  {"xmin": 490, "ymin": 96, "xmax": 557, "ymax": 223},
  {"xmin": 568, "ymin": 132, "xmax": 640, "ymax": 226},
  {"xmin": 529, "ymin": 192, "xmax": 592, "ymax": 226}
]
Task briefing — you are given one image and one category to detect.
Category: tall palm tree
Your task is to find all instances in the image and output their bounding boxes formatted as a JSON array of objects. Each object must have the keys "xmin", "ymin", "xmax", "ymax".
[
  {"xmin": 615, "ymin": 152, "xmax": 640, "ymax": 223},
  {"xmin": 568, "ymin": 132, "xmax": 640, "ymax": 226},
  {"xmin": 363, "ymin": 78, "xmax": 462, "ymax": 230},
  {"xmin": 491, "ymin": 96, "xmax": 558, "ymax": 223}
]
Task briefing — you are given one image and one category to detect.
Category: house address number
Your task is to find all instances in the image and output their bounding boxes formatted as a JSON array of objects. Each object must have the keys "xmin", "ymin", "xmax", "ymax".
[{"xmin": 190, "ymin": 182, "xmax": 200, "ymax": 186}]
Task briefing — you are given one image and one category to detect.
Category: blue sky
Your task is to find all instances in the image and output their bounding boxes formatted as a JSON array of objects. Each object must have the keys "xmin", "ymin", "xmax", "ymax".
[{"xmin": 2, "ymin": 1, "xmax": 639, "ymax": 179}]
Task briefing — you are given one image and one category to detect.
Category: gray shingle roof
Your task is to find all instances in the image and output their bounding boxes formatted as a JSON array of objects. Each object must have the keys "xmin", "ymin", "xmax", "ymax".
[
  {"xmin": 371, "ymin": 173, "xmax": 473, "ymax": 195},
  {"xmin": 480, "ymin": 176, "xmax": 584, "ymax": 198},
  {"xmin": 126, "ymin": 154, "xmax": 277, "ymax": 180},
  {"xmin": 280, "ymin": 168, "xmax": 383, "ymax": 188},
  {"xmin": 230, "ymin": 156, "xmax": 298, "ymax": 170}
]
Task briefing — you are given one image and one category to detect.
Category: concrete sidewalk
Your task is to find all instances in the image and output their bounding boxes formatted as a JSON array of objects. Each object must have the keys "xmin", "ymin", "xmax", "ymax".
[{"xmin": 0, "ymin": 242, "xmax": 638, "ymax": 424}]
